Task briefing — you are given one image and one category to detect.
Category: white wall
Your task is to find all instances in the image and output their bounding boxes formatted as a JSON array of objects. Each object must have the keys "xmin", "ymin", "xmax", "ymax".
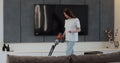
[
  {"xmin": 0, "ymin": 0, "xmax": 120, "ymax": 52},
  {"xmin": 0, "ymin": 0, "xmax": 3, "ymax": 50},
  {"xmin": 115, "ymin": 0, "xmax": 120, "ymax": 42}
]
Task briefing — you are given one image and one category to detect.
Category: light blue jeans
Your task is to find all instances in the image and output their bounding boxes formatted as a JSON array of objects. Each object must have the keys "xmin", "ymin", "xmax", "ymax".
[{"xmin": 66, "ymin": 41, "xmax": 76, "ymax": 56}]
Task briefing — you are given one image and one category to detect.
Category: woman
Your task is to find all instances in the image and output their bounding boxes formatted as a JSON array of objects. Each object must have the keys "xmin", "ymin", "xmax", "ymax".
[{"xmin": 62, "ymin": 8, "xmax": 81, "ymax": 55}]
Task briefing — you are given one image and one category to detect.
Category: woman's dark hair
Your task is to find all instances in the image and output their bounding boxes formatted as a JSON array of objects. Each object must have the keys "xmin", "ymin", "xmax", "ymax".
[{"xmin": 64, "ymin": 8, "xmax": 76, "ymax": 19}]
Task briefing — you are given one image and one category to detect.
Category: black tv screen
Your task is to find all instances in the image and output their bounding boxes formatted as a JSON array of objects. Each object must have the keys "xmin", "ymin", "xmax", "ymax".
[{"xmin": 34, "ymin": 4, "xmax": 88, "ymax": 36}]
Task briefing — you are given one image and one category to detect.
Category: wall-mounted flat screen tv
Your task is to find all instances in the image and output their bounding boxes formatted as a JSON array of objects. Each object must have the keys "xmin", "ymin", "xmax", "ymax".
[{"xmin": 34, "ymin": 4, "xmax": 88, "ymax": 36}]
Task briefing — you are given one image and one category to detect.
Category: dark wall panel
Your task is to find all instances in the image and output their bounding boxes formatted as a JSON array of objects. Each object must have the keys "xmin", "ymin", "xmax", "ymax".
[
  {"xmin": 21, "ymin": 0, "xmax": 44, "ymax": 42},
  {"xmin": 85, "ymin": 0, "xmax": 100, "ymax": 41},
  {"xmin": 45, "ymin": 0, "xmax": 60, "ymax": 4},
  {"xmin": 44, "ymin": 36, "xmax": 57, "ymax": 42},
  {"xmin": 61, "ymin": 0, "xmax": 85, "ymax": 4},
  {"xmin": 4, "ymin": 0, "xmax": 20, "ymax": 43},
  {"xmin": 100, "ymin": 0, "xmax": 114, "ymax": 41}
]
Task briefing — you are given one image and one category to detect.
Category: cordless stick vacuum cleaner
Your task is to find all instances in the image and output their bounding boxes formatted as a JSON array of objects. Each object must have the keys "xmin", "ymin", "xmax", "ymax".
[{"xmin": 48, "ymin": 33, "xmax": 63, "ymax": 56}]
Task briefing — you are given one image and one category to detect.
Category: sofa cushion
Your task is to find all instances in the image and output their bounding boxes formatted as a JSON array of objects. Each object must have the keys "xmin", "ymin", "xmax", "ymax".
[
  {"xmin": 7, "ymin": 55, "xmax": 70, "ymax": 63},
  {"xmin": 7, "ymin": 52, "xmax": 120, "ymax": 63},
  {"xmin": 70, "ymin": 52, "xmax": 120, "ymax": 63}
]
